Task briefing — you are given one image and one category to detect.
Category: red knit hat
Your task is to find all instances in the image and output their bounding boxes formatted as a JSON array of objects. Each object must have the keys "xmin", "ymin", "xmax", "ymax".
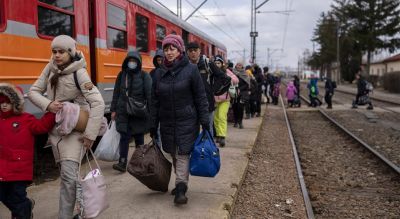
[{"xmin": 162, "ymin": 34, "xmax": 185, "ymax": 52}]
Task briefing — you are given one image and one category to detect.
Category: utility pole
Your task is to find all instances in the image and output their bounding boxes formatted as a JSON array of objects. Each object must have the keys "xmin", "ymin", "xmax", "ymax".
[
  {"xmin": 250, "ymin": 0, "xmax": 270, "ymax": 64},
  {"xmin": 177, "ymin": 0, "xmax": 182, "ymax": 18},
  {"xmin": 336, "ymin": 20, "xmax": 340, "ymax": 83}
]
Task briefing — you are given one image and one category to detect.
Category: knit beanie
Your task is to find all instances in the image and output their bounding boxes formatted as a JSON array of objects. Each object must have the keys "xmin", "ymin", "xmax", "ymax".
[
  {"xmin": 214, "ymin": 55, "xmax": 224, "ymax": 64},
  {"xmin": 51, "ymin": 35, "xmax": 77, "ymax": 57},
  {"xmin": 162, "ymin": 34, "xmax": 185, "ymax": 52}
]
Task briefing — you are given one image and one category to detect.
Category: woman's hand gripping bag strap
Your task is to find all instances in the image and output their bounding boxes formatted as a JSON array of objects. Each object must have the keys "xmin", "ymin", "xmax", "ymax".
[
  {"xmin": 127, "ymin": 140, "xmax": 172, "ymax": 192},
  {"xmin": 78, "ymin": 149, "xmax": 109, "ymax": 218},
  {"xmin": 189, "ymin": 130, "xmax": 221, "ymax": 177},
  {"xmin": 94, "ymin": 121, "xmax": 120, "ymax": 161}
]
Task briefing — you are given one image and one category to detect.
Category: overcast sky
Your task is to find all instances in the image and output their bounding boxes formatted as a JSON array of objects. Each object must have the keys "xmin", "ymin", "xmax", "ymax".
[{"xmin": 157, "ymin": 0, "xmax": 333, "ymax": 70}]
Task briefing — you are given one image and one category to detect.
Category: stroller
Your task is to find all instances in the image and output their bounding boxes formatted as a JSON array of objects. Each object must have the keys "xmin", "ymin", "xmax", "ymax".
[
  {"xmin": 292, "ymin": 94, "xmax": 301, "ymax": 107},
  {"xmin": 352, "ymin": 93, "xmax": 373, "ymax": 110}
]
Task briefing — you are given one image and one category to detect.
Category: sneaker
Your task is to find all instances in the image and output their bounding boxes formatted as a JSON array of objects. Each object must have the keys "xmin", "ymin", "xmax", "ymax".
[{"xmin": 215, "ymin": 136, "xmax": 221, "ymax": 143}]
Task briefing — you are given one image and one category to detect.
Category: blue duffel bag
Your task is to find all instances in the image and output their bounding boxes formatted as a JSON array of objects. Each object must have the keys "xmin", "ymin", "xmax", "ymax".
[{"xmin": 189, "ymin": 130, "xmax": 221, "ymax": 177}]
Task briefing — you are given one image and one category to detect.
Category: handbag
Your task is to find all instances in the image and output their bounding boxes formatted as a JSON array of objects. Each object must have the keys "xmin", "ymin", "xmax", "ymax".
[
  {"xmin": 189, "ymin": 130, "xmax": 221, "ymax": 177},
  {"xmin": 125, "ymin": 73, "xmax": 148, "ymax": 117},
  {"xmin": 127, "ymin": 140, "xmax": 172, "ymax": 192},
  {"xmin": 78, "ymin": 149, "xmax": 109, "ymax": 218}
]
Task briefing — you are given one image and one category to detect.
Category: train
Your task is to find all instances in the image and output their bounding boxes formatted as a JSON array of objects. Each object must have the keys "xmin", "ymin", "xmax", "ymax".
[{"xmin": 0, "ymin": 0, "xmax": 227, "ymax": 115}]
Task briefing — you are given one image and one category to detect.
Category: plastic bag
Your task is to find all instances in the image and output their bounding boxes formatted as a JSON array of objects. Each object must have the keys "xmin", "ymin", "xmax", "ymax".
[{"xmin": 94, "ymin": 121, "xmax": 120, "ymax": 161}]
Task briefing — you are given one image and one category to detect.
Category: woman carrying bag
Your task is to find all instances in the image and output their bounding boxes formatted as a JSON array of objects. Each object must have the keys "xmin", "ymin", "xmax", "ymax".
[
  {"xmin": 110, "ymin": 50, "xmax": 152, "ymax": 172},
  {"xmin": 28, "ymin": 35, "xmax": 105, "ymax": 219},
  {"xmin": 150, "ymin": 34, "xmax": 209, "ymax": 205}
]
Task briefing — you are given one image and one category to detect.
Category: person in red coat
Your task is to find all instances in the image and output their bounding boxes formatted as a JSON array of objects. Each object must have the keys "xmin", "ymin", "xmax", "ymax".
[{"xmin": 0, "ymin": 83, "xmax": 55, "ymax": 219}]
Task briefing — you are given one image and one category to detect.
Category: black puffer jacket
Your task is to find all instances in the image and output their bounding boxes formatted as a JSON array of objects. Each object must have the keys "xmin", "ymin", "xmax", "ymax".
[
  {"xmin": 151, "ymin": 55, "xmax": 209, "ymax": 155},
  {"xmin": 110, "ymin": 51, "xmax": 152, "ymax": 134}
]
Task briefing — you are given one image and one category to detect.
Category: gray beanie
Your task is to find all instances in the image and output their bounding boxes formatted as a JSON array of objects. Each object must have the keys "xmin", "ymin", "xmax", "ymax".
[{"xmin": 51, "ymin": 35, "xmax": 76, "ymax": 57}]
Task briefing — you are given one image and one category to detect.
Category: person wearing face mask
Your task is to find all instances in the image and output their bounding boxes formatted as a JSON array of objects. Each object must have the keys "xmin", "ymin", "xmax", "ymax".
[
  {"xmin": 150, "ymin": 34, "xmax": 209, "ymax": 205},
  {"xmin": 110, "ymin": 50, "xmax": 152, "ymax": 172}
]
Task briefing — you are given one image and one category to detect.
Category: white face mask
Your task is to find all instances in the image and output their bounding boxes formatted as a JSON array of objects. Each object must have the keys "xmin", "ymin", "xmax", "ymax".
[{"xmin": 127, "ymin": 61, "xmax": 137, "ymax": 70}]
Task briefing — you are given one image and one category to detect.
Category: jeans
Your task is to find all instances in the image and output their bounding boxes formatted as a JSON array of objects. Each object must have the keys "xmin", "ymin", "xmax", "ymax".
[
  {"xmin": 0, "ymin": 181, "xmax": 32, "ymax": 219},
  {"xmin": 208, "ymin": 111, "xmax": 215, "ymax": 137},
  {"xmin": 172, "ymin": 153, "xmax": 190, "ymax": 185},
  {"xmin": 119, "ymin": 130, "xmax": 144, "ymax": 161},
  {"xmin": 59, "ymin": 160, "xmax": 80, "ymax": 219}
]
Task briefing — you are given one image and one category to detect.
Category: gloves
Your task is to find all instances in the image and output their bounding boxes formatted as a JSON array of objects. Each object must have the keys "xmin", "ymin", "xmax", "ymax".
[{"xmin": 202, "ymin": 123, "xmax": 210, "ymax": 132}]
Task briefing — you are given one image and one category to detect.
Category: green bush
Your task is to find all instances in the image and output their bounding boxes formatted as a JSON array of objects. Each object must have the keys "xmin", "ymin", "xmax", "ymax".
[{"xmin": 382, "ymin": 72, "xmax": 400, "ymax": 93}]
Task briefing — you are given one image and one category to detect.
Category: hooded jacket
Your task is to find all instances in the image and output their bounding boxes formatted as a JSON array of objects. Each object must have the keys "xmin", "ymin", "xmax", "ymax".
[
  {"xmin": 0, "ymin": 83, "xmax": 55, "ymax": 181},
  {"xmin": 110, "ymin": 50, "xmax": 152, "ymax": 134},
  {"xmin": 286, "ymin": 81, "xmax": 298, "ymax": 101},
  {"xmin": 149, "ymin": 49, "xmax": 164, "ymax": 82},
  {"xmin": 28, "ymin": 52, "xmax": 105, "ymax": 163},
  {"xmin": 151, "ymin": 55, "xmax": 209, "ymax": 155}
]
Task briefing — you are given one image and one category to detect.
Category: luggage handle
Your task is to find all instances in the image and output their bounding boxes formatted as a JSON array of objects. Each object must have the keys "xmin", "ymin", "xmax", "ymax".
[{"xmin": 78, "ymin": 148, "xmax": 103, "ymax": 180}]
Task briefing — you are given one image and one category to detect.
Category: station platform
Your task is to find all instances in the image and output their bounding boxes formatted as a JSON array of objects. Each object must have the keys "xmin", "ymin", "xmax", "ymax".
[{"xmin": 0, "ymin": 106, "xmax": 265, "ymax": 219}]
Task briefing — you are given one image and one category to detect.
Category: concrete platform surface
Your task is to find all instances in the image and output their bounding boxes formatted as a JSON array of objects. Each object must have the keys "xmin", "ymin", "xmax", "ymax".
[{"xmin": 0, "ymin": 106, "xmax": 265, "ymax": 219}]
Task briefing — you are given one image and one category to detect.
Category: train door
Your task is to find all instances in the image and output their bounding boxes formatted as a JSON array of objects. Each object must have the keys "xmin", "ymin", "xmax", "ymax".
[{"xmin": 88, "ymin": 0, "xmax": 97, "ymax": 85}]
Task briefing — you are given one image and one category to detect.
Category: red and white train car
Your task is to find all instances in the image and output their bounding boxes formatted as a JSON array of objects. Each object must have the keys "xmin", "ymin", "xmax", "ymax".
[{"xmin": 0, "ymin": 0, "xmax": 227, "ymax": 115}]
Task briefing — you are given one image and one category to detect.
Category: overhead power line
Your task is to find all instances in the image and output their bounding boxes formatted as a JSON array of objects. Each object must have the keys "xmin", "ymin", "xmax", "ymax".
[{"xmin": 184, "ymin": 0, "xmax": 245, "ymax": 49}]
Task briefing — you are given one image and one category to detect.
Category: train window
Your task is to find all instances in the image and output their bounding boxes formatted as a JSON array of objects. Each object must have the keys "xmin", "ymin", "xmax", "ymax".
[
  {"xmin": 0, "ymin": 0, "xmax": 4, "ymax": 32},
  {"xmin": 156, "ymin": 24, "xmax": 166, "ymax": 49},
  {"xmin": 37, "ymin": 1, "xmax": 74, "ymax": 37},
  {"xmin": 106, "ymin": 3, "xmax": 127, "ymax": 49},
  {"xmin": 39, "ymin": 0, "xmax": 73, "ymax": 11},
  {"xmin": 136, "ymin": 14, "xmax": 149, "ymax": 53}
]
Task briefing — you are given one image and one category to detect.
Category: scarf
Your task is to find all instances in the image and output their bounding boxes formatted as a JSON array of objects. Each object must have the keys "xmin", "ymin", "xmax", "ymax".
[
  {"xmin": 163, "ymin": 54, "xmax": 183, "ymax": 69},
  {"xmin": 233, "ymin": 68, "xmax": 250, "ymax": 85}
]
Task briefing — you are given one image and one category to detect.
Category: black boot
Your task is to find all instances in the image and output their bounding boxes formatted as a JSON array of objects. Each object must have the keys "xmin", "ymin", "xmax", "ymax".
[
  {"xmin": 174, "ymin": 182, "xmax": 188, "ymax": 205},
  {"xmin": 219, "ymin": 137, "xmax": 225, "ymax": 147},
  {"xmin": 239, "ymin": 122, "xmax": 244, "ymax": 129},
  {"xmin": 113, "ymin": 158, "xmax": 127, "ymax": 173}
]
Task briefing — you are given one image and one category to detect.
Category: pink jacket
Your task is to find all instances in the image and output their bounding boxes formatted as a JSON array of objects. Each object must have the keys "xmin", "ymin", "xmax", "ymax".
[
  {"xmin": 215, "ymin": 69, "xmax": 239, "ymax": 102},
  {"xmin": 286, "ymin": 82, "xmax": 297, "ymax": 101}
]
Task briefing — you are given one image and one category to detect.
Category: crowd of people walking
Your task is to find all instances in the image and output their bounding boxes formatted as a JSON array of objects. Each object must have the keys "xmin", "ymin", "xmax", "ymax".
[{"xmin": 0, "ymin": 33, "xmax": 376, "ymax": 218}]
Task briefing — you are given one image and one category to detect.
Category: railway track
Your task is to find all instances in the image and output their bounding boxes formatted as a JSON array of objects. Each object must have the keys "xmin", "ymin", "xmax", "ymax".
[{"xmin": 281, "ymin": 94, "xmax": 400, "ymax": 218}]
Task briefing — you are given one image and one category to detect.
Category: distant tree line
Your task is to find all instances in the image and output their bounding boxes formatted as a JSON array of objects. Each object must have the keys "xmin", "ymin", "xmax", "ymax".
[{"xmin": 308, "ymin": 0, "xmax": 400, "ymax": 82}]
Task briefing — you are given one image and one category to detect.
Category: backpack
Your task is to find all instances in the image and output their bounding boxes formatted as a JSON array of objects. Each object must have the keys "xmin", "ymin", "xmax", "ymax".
[
  {"xmin": 202, "ymin": 55, "xmax": 232, "ymax": 96},
  {"xmin": 310, "ymin": 85, "xmax": 317, "ymax": 97},
  {"xmin": 332, "ymin": 81, "xmax": 337, "ymax": 89}
]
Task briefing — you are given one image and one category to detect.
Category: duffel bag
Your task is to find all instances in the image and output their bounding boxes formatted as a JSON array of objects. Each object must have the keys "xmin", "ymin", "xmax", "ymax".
[
  {"xmin": 127, "ymin": 141, "xmax": 172, "ymax": 192},
  {"xmin": 190, "ymin": 130, "xmax": 221, "ymax": 177}
]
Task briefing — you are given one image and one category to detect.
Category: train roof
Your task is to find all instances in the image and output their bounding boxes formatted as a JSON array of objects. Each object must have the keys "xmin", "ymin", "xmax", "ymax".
[{"xmin": 130, "ymin": 0, "xmax": 227, "ymax": 52}]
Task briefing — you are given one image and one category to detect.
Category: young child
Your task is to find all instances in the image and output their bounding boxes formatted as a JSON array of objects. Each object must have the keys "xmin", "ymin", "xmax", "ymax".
[
  {"xmin": 0, "ymin": 83, "xmax": 55, "ymax": 219},
  {"xmin": 286, "ymin": 81, "xmax": 298, "ymax": 107}
]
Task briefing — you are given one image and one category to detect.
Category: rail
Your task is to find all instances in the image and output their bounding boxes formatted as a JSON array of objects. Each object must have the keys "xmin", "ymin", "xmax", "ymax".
[
  {"xmin": 299, "ymin": 94, "xmax": 400, "ymax": 175},
  {"xmin": 279, "ymin": 95, "xmax": 315, "ymax": 219}
]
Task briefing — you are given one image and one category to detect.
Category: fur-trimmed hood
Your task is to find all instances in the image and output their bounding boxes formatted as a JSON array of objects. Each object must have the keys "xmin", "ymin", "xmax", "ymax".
[{"xmin": 0, "ymin": 83, "xmax": 24, "ymax": 114}]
